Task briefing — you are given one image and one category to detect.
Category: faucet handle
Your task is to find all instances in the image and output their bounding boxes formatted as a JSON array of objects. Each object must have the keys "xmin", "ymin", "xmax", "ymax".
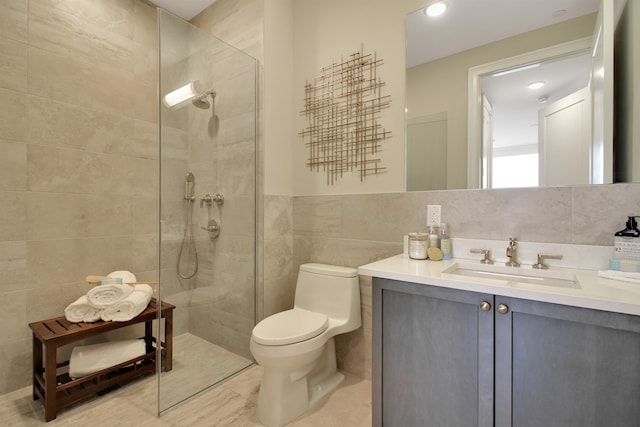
[
  {"xmin": 470, "ymin": 249, "xmax": 494, "ymax": 264},
  {"xmin": 532, "ymin": 253, "xmax": 562, "ymax": 270}
]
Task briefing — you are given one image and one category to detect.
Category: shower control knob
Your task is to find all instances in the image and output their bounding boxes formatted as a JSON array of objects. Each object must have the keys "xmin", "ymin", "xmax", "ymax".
[
  {"xmin": 212, "ymin": 193, "xmax": 224, "ymax": 205},
  {"xmin": 201, "ymin": 219, "xmax": 221, "ymax": 239},
  {"xmin": 200, "ymin": 194, "xmax": 213, "ymax": 208}
]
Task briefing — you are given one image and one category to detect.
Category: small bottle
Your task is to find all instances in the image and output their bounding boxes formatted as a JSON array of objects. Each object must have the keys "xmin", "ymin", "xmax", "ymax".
[
  {"xmin": 408, "ymin": 233, "xmax": 428, "ymax": 259},
  {"xmin": 440, "ymin": 223, "xmax": 451, "ymax": 260},
  {"xmin": 428, "ymin": 225, "xmax": 440, "ymax": 249}
]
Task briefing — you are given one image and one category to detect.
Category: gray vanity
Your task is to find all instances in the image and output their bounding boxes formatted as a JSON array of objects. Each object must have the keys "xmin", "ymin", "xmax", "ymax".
[{"xmin": 360, "ymin": 254, "xmax": 640, "ymax": 427}]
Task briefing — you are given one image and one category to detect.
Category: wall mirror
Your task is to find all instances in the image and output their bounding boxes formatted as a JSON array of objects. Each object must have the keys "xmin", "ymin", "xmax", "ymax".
[{"xmin": 406, "ymin": 0, "xmax": 634, "ymax": 191}]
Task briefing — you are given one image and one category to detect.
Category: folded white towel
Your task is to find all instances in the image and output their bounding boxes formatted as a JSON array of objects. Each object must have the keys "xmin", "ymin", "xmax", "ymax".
[
  {"xmin": 87, "ymin": 283, "xmax": 134, "ymax": 308},
  {"xmin": 68, "ymin": 339, "xmax": 146, "ymax": 378},
  {"xmin": 64, "ymin": 295, "xmax": 103, "ymax": 323},
  {"xmin": 100, "ymin": 284, "xmax": 153, "ymax": 322},
  {"xmin": 598, "ymin": 269, "xmax": 640, "ymax": 284}
]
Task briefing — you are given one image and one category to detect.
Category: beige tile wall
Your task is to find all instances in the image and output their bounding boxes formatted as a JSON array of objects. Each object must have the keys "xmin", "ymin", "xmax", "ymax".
[{"xmin": 0, "ymin": 0, "xmax": 158, "ymax": 394}]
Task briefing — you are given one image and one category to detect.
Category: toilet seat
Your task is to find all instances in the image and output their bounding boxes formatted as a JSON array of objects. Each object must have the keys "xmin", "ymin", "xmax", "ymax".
[{"xmin": 252, "ymin": 309, "xmax": 329, "ymax": 346}]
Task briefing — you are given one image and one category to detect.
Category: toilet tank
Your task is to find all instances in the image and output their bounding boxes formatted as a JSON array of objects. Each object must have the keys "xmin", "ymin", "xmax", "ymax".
[{"xmin": 294, "ymin": 263, "xmax": 361, "ymax": 333}]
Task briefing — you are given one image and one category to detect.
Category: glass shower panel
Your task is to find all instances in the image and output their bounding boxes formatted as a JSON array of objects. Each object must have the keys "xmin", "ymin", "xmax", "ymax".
[{"xmin": 158, "ymin": 10, "xmax": 256, "ymax": 413}]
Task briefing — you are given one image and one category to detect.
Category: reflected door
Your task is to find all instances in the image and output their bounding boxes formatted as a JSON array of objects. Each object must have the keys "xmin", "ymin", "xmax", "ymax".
[{"xmin": 538, "ymin": 86, "xmax": 591, "ymax": 186}]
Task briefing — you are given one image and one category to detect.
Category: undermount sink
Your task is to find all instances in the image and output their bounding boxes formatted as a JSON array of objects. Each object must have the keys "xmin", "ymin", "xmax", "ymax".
[{"xmin": 442, "ymin": 262, "xmax": 581, "ymax": 289}]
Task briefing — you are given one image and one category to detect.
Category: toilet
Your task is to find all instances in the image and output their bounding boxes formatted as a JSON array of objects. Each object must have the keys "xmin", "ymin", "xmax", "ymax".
[{"xmin": 250, "ymin": 263, "xmax": 361, "ymax": 427}]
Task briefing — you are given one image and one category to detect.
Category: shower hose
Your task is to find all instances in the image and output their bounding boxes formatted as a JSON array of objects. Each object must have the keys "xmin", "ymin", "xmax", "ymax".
[{"xmin": 177, "ymin": 197, "xmax": 198, "ymax": 280}]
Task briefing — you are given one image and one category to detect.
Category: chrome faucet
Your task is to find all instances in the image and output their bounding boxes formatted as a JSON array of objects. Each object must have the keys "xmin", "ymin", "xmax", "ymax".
[{"xmin": 505, "ymin": 237, "xmax": 520, "ymax": 267}]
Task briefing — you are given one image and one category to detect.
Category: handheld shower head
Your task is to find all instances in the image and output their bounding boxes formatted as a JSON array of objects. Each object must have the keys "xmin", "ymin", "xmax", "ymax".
[
  {"xmin": 184, "ymin": 172, "xmax": 195, "ymax": 201},
  {"xmin": 192, "ymin": 90, "xmax": 216, "ymax": 109}
]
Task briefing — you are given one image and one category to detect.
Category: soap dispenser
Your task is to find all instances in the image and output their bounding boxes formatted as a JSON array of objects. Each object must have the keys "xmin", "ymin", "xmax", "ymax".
[
  {"xmin": 440, "ymin": 223, "xmax": 451, "ymax": 260},
  {"xmin": 613, "ymin": 216, "xmax": 640, "ymax": 260},
  {"xmin": 615, "ymin": 216, "xmax": 640, "ymax": 238}
]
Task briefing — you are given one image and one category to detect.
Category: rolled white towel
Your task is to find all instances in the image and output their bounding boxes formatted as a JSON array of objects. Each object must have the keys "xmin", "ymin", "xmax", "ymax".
[
  {"xmin": 100, "ymin": 284, "xmax": 153, "ymax": 322},
  {"xmin": 69, "ymin": 339, "xmax": 146, "ymax": 378},
  {"xmin": 87, "ymin": 283, "xmax": 134, "ymax": 308},
  {"xmin": 64, "ymin": 295, "xmax": 103, "ymax": 323}
]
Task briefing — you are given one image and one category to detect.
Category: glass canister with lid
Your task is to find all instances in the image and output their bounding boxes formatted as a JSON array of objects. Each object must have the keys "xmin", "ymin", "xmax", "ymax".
[{"xmin": 408, "ymin": 232, "xmax": 429, "ymax": 259}]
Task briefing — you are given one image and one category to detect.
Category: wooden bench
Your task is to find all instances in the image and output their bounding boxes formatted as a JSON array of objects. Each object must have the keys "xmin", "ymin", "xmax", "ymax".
[{"xmin": 28, "ymin": 298, "xmax": 175, "ymax": 421}]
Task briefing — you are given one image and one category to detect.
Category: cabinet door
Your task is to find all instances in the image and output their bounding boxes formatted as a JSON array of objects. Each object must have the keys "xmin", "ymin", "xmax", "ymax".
[
  {"xmin": 373, "ymin": 278, "xmax": 494, "ymax": 427},
  {"xmin": 495, "ymin": 296, "xmax": 640, "ymax": 427}
]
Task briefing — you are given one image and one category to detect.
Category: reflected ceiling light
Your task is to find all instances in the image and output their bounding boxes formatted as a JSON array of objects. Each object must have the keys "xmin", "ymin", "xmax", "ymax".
[
  {"xmin": 163, "ymin": 81, "xmax": 199, "ymax": 107},
  {"xmin": 527, "ymin": 81, "xmax": 545, "ymax": 90},
  {"xmin": 425, "ymin": 1, "xmax": 447, "ymax": 17}
]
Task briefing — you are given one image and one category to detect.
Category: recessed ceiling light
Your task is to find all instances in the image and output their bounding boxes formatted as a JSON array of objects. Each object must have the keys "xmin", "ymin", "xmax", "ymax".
[
  {"xmin": 425, "ymin": 1, "xmax": 447, "ymax": 17},
  {"xmin": 552, "ymin": 9, "xmax": 567, "ymax": 18},
  {"xmin": 537, "ymin": 96, "xmax": 549, "ymax": 103},
  {"xmin": 528, "ymin": 81, "xmax": 545, "ymax": 90}
]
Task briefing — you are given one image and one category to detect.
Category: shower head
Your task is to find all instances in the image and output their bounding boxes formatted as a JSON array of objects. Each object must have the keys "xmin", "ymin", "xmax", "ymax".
[{"xmin": 192, "ymin": 90, "xmax": 216, "ymax": 109}]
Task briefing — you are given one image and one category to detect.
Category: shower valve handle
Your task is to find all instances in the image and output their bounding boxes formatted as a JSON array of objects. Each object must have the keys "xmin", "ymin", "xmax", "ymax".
[{"xmin": 201, "ymin": 219, "xmax": 221, "ymax": 239}]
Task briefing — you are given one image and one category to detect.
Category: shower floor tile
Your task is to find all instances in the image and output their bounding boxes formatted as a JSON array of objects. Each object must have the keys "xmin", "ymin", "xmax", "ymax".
[
  {"xmin": 159, "ymin": 333, "xmax": 254, "ymax": 411},
  {"xmin": 0, "ymin": 333, "xmax": 372, "ymax": 426}
]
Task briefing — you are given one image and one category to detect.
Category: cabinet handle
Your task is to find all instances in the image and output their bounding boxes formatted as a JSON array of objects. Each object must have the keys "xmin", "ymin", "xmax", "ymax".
[
  {"xmin": 497, "ymin": 303, "xmax": 509, "ymax": 314},
  {"xmin": 480, "ymin": 301, "xmax": 492, "ymax": 311}
]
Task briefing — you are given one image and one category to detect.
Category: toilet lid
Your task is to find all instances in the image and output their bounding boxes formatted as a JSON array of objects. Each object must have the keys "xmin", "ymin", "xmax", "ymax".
[{"xmin": 252, "ymin": 309, "xmax": 329, "ymax": 346}]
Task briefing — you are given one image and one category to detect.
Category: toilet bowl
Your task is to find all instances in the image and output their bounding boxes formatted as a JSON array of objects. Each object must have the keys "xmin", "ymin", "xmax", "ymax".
[{"xmin": 250, "ymin": 263, "xmax": 361, "ymax": 427}]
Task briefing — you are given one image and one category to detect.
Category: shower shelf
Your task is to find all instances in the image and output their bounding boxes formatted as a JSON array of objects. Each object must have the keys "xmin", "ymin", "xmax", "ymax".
[{"xmin": 28, "ymin": 298, "xmax": 175, "ymax": 422}]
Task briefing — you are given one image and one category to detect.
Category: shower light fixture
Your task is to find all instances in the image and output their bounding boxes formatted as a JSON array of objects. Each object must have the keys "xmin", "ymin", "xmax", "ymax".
[
  {"xmin": 425, "ymin": 1, "xmax": 447, "ymax": 17},
  {"xmin": 163, "ymin": 81, "xmax": 199, "ymax": 107}
]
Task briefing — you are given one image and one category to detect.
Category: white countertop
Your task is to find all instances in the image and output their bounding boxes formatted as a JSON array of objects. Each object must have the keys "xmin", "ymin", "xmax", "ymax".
[{"xmin": 358, "ymin": 254, "xmax": 640, "ymax": 316}]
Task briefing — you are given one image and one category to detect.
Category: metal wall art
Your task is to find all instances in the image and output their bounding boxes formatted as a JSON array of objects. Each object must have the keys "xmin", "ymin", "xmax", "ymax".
[{"xmin": 300, "ymin": 46, "xmax": 391, "ymax": 184}]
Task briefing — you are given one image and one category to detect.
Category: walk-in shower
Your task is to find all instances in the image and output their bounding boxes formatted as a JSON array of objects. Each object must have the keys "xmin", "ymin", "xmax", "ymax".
[{"xmin": 158, "ymin": 10, "xmax": 257, "ymax": 413}]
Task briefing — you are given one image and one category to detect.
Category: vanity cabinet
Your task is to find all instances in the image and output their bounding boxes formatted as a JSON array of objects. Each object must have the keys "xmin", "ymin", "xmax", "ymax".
[{"xmin": 373, "ymin": 278, "xmax": 640, "ymax": 427}]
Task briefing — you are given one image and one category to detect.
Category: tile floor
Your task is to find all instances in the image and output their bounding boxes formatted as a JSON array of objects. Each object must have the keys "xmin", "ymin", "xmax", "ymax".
[
  {"xmin": 0, "ymin": 334, "xmax": 372, "ymax": 426},
  {"xmin": 159, "ymin": 334, "xmax": 253, "ymax": 410}
]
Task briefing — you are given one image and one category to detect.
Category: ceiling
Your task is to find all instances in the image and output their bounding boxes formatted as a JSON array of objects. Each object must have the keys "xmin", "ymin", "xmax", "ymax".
[{"xmin": 147, "ymin": 0, "xmax": 216, "ymax": 20}]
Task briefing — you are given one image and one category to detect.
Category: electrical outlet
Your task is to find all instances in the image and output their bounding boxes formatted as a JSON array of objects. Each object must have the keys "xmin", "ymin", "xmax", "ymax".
[{"xmin": 427, "ymin": 205, "xmax": 441, "ymax": 226}]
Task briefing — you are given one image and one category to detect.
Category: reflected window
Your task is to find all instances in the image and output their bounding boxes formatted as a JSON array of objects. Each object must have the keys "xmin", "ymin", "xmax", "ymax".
[{"xmin": 492, "ymin": 154, "xmax": 538, "ymax": 188}]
